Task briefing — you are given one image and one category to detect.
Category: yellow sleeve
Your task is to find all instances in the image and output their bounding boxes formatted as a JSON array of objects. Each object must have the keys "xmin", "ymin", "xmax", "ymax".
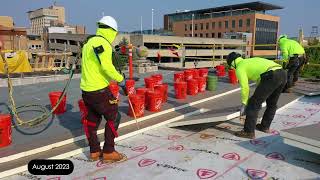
[{"xmin": 236, "ymin": 68, "xmax": 249, "ymax": 105}]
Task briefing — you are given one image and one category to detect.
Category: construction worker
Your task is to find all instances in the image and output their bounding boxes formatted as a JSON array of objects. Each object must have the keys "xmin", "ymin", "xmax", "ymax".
[
  {"xmin": 278, "ymin": 35, "xmax": 306, "ymax": 92},
  {"xmin": 227, "ymin": 52, "xmax": 287, "ymax": 139},
  {"xmin": 80, "ymin": 16, "xmax": 127, "ymax": 163}
]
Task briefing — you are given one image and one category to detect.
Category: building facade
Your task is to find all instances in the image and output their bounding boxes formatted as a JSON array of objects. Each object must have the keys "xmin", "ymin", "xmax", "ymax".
[
  {"xmin": 0, "ymin": 16, "xmax": 28, "ymax": 51},
  {"xmin": 27, "ymin": 5, "xmax": 65, "ymax": 35},
  {"xmin": 164, "ymin": 1, "xmax": 282, "ymax": 57}
]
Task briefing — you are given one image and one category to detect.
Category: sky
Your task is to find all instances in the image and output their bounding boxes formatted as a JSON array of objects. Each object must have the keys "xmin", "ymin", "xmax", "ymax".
[{"xmin": 0, "ymin": 0, "xmax": 318, "ymax": 37}]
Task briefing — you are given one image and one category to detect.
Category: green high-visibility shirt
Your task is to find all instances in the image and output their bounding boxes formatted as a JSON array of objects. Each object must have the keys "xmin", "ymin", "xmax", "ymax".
[
  {"xmin": 279, "ymin": 37, "xmax": 305, "ymax": 61},
  {"xmin": 233, "ymin": 57, "xmax": 282, "ymax": 105},
  {"xmin": 80, "ymin": 28, "xmax": 124, "ymax": 92}
]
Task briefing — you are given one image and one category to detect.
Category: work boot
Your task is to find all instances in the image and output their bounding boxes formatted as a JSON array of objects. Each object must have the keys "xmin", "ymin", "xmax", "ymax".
[
  {"xmin": 234, "ymin": 130, "xmax": 255, "ymax": 139},
  {"xmin": 256, "ymin": 124, "xmax": 270, "ymax": 133},
  {"xmin": 103, "ymin": 151, "xmax": 127, "ymax": 164},
  {"xmin": 90, "ymin": 151, "xmax": 102, "ymax": 161},
  {"xmin": 282, "ymin": 88, "xmax": 292, "ymax": 93}
]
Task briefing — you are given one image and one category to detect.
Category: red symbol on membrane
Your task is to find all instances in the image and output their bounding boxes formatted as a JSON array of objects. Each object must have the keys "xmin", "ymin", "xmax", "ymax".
[
  {"xmin": 270, "ymin": 130, "xmax": 280, "ymax": 136},
  {"xmin": 168, "ymin": 135, "xmax": 181, "ymax": 140},
  {"xmin": 282, "ymin": 122, "xmax": 297, "ymax": 126},
  {"xmin": 266, "ymin": 152, "xmax": 285, "ymax": 160},
  {"xmin": 246, "ymin": 169, "xmax": 268, "ymax": 179},
  {"xmin": 197, "ymin": 169, "xmax": 218, "ymax": 179},
  {"xmin": 138, "ymin": 159, "xmax": 157, "ymax": 167},
  {"xmin": 131, "ymin": 146, "xmax": 148, "ymax": 153},
  {"xmin": 292, "ymin": 115, "xmax": 306, "ymax": 119},
  {"xmin": 96, "ymin": 160, "xmax": 108, "ymax": 168},
  {"xmin": 47, "ymin": 177, "xmax": 61, "ymax": 180},
  {"xmin": 222, "ymin": 152, "xmax": 240, "ymax": 161},
  {"xmin": 93, "ymin": 177, "xmax": 107, "ymax": 180},
  {"xmin": 250, "ymin": 139, "xmax": 267, "ymax": 146},
  {"xmin": 168, "ymin": 145, "xmax": 184, "ymax": 151}
]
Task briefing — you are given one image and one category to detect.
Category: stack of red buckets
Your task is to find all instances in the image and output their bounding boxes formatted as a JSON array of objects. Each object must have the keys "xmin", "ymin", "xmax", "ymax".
[{"xmin": 173, "ymin": 68, "xmax": 209, "ymax": 100}]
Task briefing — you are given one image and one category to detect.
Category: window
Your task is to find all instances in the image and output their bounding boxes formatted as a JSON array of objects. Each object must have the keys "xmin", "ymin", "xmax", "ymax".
[
  {"xmin": 225, "ymin": 21, "xmax": 229, "ymax": 28},
  {"xmin": 232, "ymin": 20, "xmax": 235, "ymax": 28},
  {"xmin": 206, "ymin": 23, "xmax": 209, "ymax": 30},
  {"xmin": 189, "ymin": 24, "xmax": 192, "ymax": 31},
  {"xmin": 255, "ymin": 19, "xmax": 278, "ymax": 50},
  {"xmin": 200, "ymin": 33, "xmax": 203, "ymax": 37},
  {"xmin": 218, "ymin": 32, "xmax": 222, "ymax": 38},
  {"xmin": 185, "ymin": 34, "xmax": 188, "ymax": 37},
  {"xmin": 212, "ymin": 33, "xmax": 215, "ymax": 38},
  {"xmin": 239, "ymin": 19, "xmax": 243, "ymax": 28},
  {"xmin": 206, "ymin": 33, "xmax": 209, "ymax": 37},
  {"xmin": 195, "ymin": 24, "xmax": 198, "ymax": 30},
  {"xmin": 189, "ymin": 34, "xmax": 192, "ymax": 37},
  {"xmin": 200, "ymin": 23, "xmax": 203, "ymax": 30},
  {"xmin": 246, "ymin": 19, "xmax": 251, "ymax": 27},
  {"xmin": 195, "ymin": 34, "xmax": 198, "ymax": 37},
  {"xmin": 218, "ymin": 21, "xmax": 222, "ymax": 28},
  {"xmin": 212, "ymin": 22, "xmax": 215, "ymax": 29},
  {"xmin": 185, "ymin": 24, "xmax": 188, "ymax": 31}
]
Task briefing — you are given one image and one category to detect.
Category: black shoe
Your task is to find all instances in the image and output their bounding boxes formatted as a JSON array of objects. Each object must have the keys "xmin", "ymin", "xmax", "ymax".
[
  {"xmin": 282, "ymin": 88, "xmax": 292, "ymax": 93},
  {"xmin": 256, "ymin": 124, "xmax": 270, "ymax": 133},
  {"xmin": 234, "ymin": 130, "xmax": 255, "ymax": 139}
]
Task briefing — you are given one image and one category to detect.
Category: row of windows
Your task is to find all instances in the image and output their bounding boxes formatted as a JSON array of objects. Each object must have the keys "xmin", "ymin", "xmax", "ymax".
[
  {"xmin": 184, "ymin": 19, "xmax": 251, "ymax": 31},
  {"xmin": 29, "ymin": 44, "xmax": 42, "ymax": 49},
  {"xmin": 184, "ymin": 33, "xmax": 222, "ymax": 38}
]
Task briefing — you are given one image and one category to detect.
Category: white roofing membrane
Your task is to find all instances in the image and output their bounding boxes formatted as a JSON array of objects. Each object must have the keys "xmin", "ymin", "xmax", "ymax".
[{"xmin": 6, "ymin": 96, "xmax": 320, "ymax": 180}]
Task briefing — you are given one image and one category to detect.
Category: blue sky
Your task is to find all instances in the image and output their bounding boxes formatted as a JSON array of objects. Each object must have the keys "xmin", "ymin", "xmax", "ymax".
[{"xmin": 0, "ymin": 0, "xmax": 318, "ymax": 37}]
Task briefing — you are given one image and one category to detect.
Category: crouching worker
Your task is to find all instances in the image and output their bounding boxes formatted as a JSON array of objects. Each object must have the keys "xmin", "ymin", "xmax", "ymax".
[
  {"xmin": 227, "ymin": 52, "xmax": 287, "ymax": 139},
  {"xmin": 80, "ymin": 16, "xmax": 127, "ymax": 163},
  {"xmin": 278, "ymin": 35, "xmax": 306, "ymax": 93}
]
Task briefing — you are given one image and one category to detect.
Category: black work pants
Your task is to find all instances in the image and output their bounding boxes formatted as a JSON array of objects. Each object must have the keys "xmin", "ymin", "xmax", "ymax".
[
  {"xmin": 293, "ymin": 57, "xmax": 305, "ymax": 83},
  {"xmin": 82, "ymin": 87, "xmax": 119, "ymax": 153},
  {"xmin": 285, "ymin": 56, "xmax": 300, "ymax": 89},
  {"xmin": 244, "ymin": 69, "xmax": 287, "ymax": 133}
]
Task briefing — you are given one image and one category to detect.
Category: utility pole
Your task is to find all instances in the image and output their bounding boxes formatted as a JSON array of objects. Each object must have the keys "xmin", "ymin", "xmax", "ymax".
[
  {"xmin": 152, "ymin": 9, "xmax": 154, "ymax": 35},
  {"xmin": 141, "ymin": 16, "xmax": 143, "ymax": 34},
  {"xmin": 192, "ymin": 14, "xmax": 194, "ymax": 37}
]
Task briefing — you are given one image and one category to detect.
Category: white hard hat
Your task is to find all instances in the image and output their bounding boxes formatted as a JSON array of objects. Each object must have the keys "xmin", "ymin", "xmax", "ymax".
[{"xmin": 97, "ymin": 16, "xmax": 118, "ymax": 31}]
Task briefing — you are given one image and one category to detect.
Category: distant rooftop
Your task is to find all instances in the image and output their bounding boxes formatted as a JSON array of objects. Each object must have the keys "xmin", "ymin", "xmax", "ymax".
[{"xmin": 165, "ymin": 1, "xmax": 283, "ymax": 16}]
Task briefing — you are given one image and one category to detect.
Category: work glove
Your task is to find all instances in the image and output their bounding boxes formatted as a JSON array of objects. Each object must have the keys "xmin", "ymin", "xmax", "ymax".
[
  {"xmin": 240, "ymin": 104, "xmax": 246, "ymax": 116},
  {"xmin": 118, "ymin": 80, "xmax": 128, "ymax": 96}
]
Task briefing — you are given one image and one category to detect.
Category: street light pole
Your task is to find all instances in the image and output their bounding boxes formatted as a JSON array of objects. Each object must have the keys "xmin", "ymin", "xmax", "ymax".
[
  {"xmin": 141, "ymin": 16, "xmax": 143, "ymax": 34},
  {"xmin": 192, "ymin": 14, "xmax": 194, "ymax": 37},
  {"xmin": 152, "ymin": 8, "xmax": 154, "ymax": 35}
]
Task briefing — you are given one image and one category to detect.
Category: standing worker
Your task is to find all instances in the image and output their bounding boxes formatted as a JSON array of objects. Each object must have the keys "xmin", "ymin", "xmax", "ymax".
[
  {"xmin": 278, "ymin": 35, "xmax": 306, "ymax": 92},
  {"xmin": 226, "ymin": 52, "xmax": 287, "ymax": 139},
  {"xmin": 80, "ymin": 16, "xmax": 127, "ymax": 163}
]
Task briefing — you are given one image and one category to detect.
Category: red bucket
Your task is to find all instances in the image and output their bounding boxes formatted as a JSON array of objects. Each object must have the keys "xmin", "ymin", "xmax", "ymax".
[
  {"xmin": 128, "ymin": 94, "xmax": 145, "ymax": 117},
  {"xmin": 174, "ymin": 81, "xmax": 187, "ymax": 99},
  {"xmin": 146, "ymin": 90, "xmax": 162, "ymax": 112},
  {"xmin": 192, "ymin": 69, "xmax": 200, "ymax": 78},
  {"xmin": 199, "ymin": 68, "xmax": 209, "ymax": 78},
  {"xmin": 126, "ymin": 80, "xmax": 135, "ymax": 95},
  {"xmin": 151, "ymin": 74, "xmax": 163, "ymax": 85},
  {"xmin": 136, "ymin": 87, "xmax": 148, "ymax": 106},
  {"xmin": 154, "ymin": 84, "xmax": 167, "ymax": 103},
  {"xmin": 196, "ymin": 77, "xmax": 207, "ymax": 93},
  {"xmin": 187, "ymin": 79, "xmax": 199, "ymax": 95},
  {"xmin": 184, "ymin": 70, "xmax": 193, "ymax": 81},
  {"xmin": 109, "ymin": 82, "xmax": 120, "ymax": 100},
  {"xmin": 48, "ymin": 91, "xmax": 67, "ymax": 114},
  {"xmin": 78, "ymin": 99, "xmax": 88, "ymax": 121},
  {"xmin": 144, "ymin": 77, "xmax": 156, "ymax": 90},
  {"xmin": 228, "ymin": 69, "xmax": 238, "ymax": 84},
  {"xmin": 215, "ymin": 65, "xmax": 226, "ymax": 77},
  {"xmin": 0, "ymin": 114, "xmax": 12, "ymax": 148},
  {"xmin": 174, "ymin": 72, "xmax": 185, "ymax": 82}
]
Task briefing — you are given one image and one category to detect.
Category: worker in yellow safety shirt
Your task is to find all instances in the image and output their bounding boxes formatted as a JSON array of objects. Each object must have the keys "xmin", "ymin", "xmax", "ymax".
[
  {"xmin": 80, "ymin": 16, "xmax": 127, "ymax": 163},
  {"xmin": 226, "ymin": 52, "xmax": 287, "ymax": 139},
  {"xmin": 278, "ymin": 35, "xmax": 306, "ymax": 93}
]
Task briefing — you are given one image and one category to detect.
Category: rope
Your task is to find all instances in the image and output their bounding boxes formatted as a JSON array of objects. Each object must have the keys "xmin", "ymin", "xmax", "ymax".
[{"xmin": 1, "ymin": 51, "xmax": 77, "ymax": 128}]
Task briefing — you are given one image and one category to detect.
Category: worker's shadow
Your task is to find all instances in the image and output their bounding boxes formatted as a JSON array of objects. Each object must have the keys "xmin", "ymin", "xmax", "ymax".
[
  {"xmin": 236, "ymin": 135, "xmax": 320, "ymax": 174},
  {"xmin": 51, "ymin": 104, "xmax": 86, "ymax": 148}
]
